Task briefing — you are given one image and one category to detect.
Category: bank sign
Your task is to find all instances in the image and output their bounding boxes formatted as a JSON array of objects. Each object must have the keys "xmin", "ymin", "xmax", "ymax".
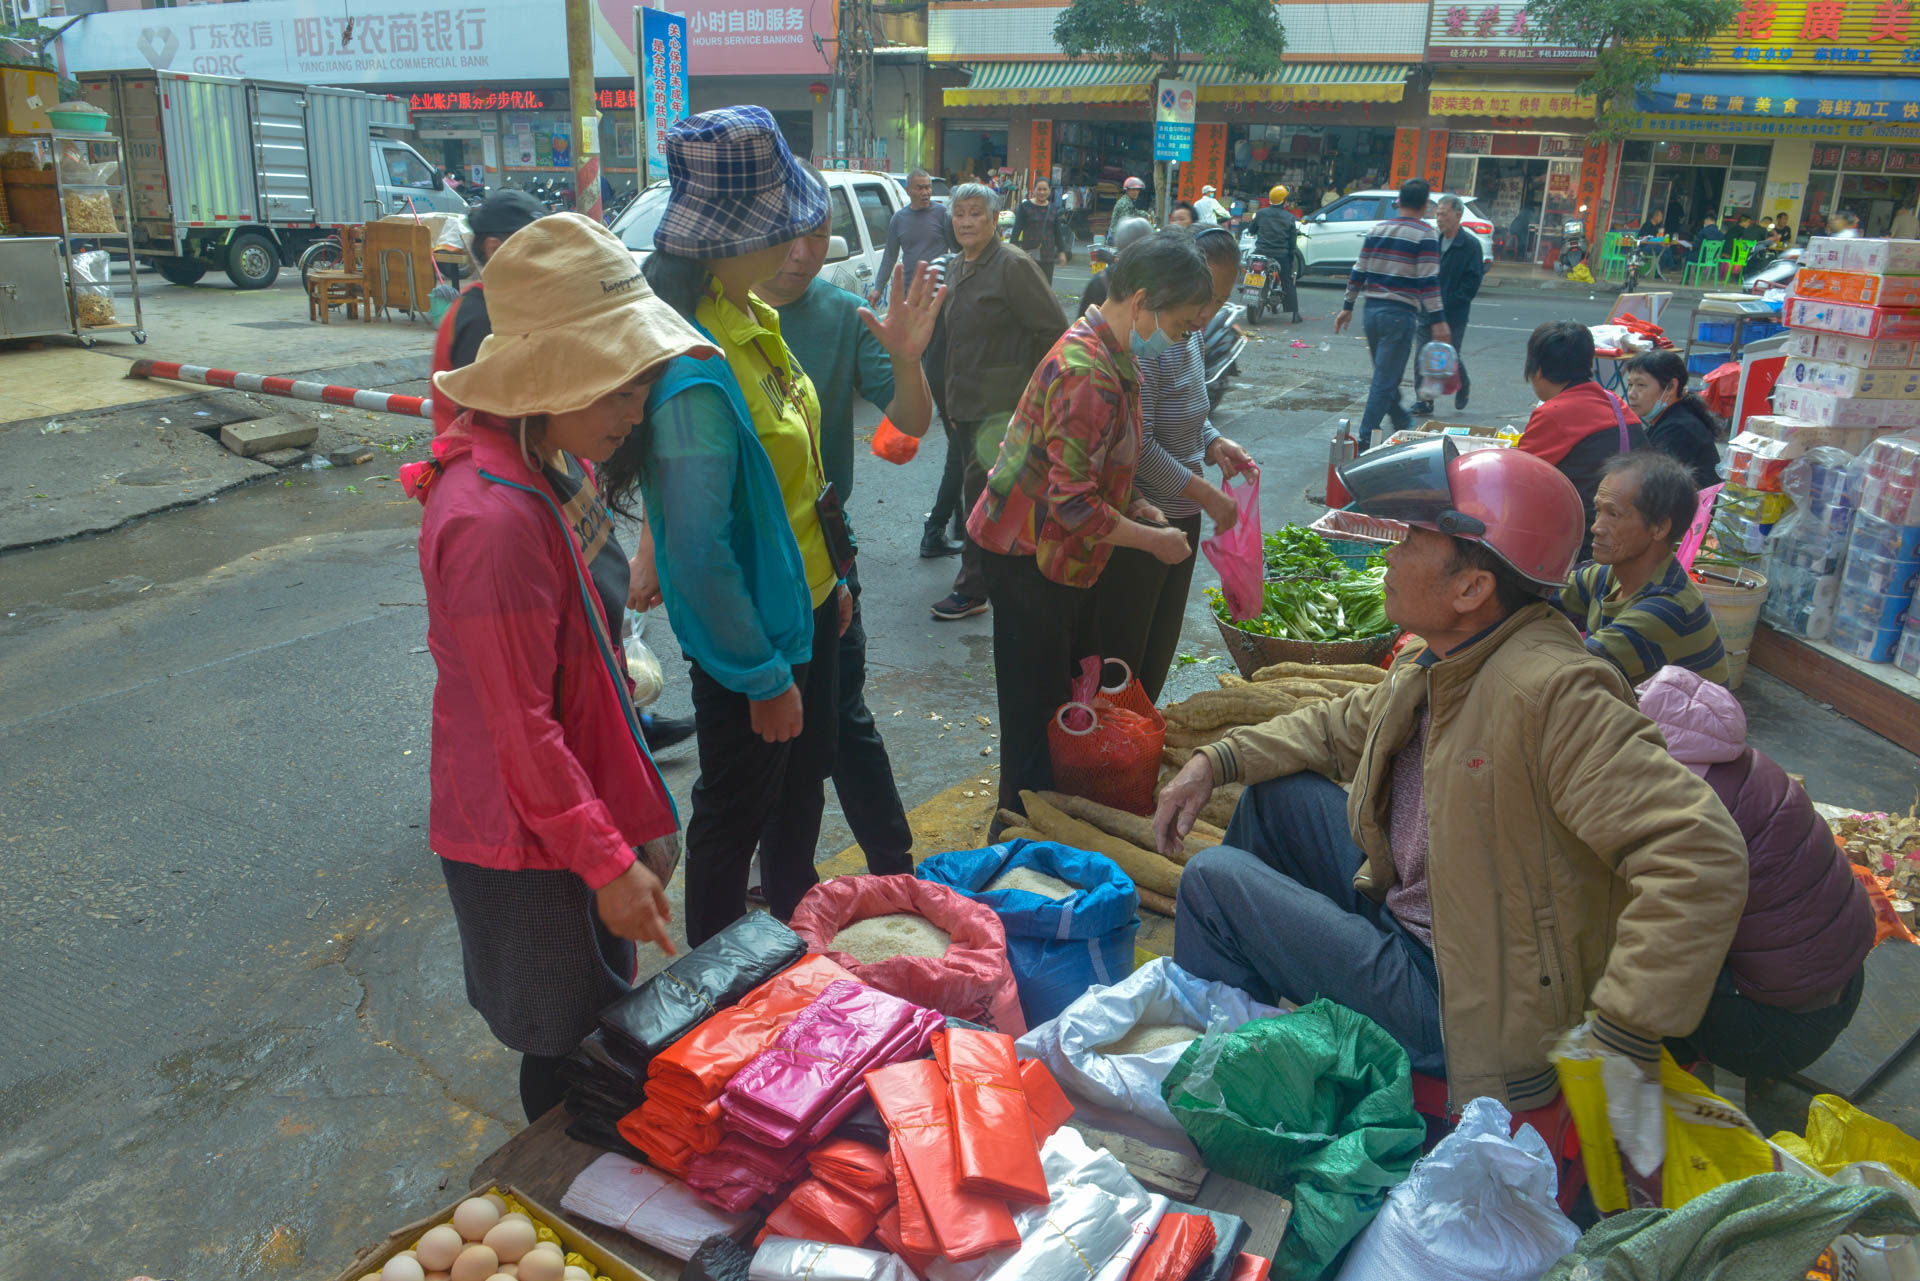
[
  {"xmin": 55, "ymin": 0, "xmax": 830, "ymax": 84},
  {"xmin": 1427, "ymin": 0, "xmax": 1920, "ymax": 71}
]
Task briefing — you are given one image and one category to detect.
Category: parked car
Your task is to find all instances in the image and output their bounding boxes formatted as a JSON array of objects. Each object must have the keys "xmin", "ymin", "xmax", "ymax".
[
  {"xmin": 887, "ymin": 172, "xmax": 951, "ymax": 207},
  {"xmin": 1292, "ymin": 190, "xmax": 1496, "ymax": 280},
  {"xmin": 613, "ymin": 168, "xmax": 905, "ymax": 298}
]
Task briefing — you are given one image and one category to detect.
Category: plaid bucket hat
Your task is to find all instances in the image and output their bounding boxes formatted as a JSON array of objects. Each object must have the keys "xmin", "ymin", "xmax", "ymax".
[{"xmin": 655, "ymin": 106, "xmax": 829, "ymax": 259}]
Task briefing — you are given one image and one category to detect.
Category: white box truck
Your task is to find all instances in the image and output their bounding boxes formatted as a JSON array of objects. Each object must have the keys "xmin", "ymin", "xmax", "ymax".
[{"xmin": 78, "ymin": 70, "xmax": 467, "ymax": 289}]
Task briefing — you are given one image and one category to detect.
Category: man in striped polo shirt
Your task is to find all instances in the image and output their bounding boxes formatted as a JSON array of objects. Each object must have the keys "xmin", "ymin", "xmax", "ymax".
[
  {"xmin": 1555, "ymin": 450, "xmax": 1730, "ymax": 686},
  {"xmin": 1333, "ymin": 178, "xmax": 1451, "ymax": 448}
]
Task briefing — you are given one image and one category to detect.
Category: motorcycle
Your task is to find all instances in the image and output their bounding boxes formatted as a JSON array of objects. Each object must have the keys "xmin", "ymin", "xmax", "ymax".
[
  {"xmin": 1202, "ymin": 302, "xmax": 1248, "ymax": 411},
  {"xmin": 1554, "ymin": 219, "xmax": 1588, "ymax": 277},
  {"xmin": 1621, "ymin": 234, "xmax": 1671, "ymax": 293},
  {"xmin": 1236, "ymin": 250, "xmax": 1297, "ymax": 325},
  {"xmin": 1744, "ymin": 245, "xmax": 1802, "ymax": 297}
]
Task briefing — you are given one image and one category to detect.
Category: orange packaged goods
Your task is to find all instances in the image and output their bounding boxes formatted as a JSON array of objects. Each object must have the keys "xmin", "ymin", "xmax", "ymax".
[
  {"xmin": 1793, "ymin": 268, "xmax": 1920, "ymax": 310},
  {"xmin": 866, "ymin": 1059, "xmax": 1021, "ymax": 1261},
  {"xmin": 932, "ymin": 1028, "xmax": 1048, "ymax": 1205},
  {"xmin": 807, "ymin": 1139, "xmax": 897, "ymax": 1217},
  {"xmin": 1129, "ymin": 1212, "xmax": 1218, "ymax": 1280},
  {"xmin": 759, "ymin": 1176, "xmax": 882, "ymax": 1247},
  {"xmin": 888, "ymin": 1139, "xmax": 939, "ymax": 1258},
  {"xmin": 871, "ymin": 416, "xmax": 920, "ymax": 463},
  {"xmin": 1020, "ymin": 1057, "xmax": 1076, "ymax": 1139},
  {"xmin": 875, "ymin": 1201, "xmax": 939, "ymax": 1276},
  {"xmin": 620, "ymin": 954, "xmax": 857, "ymax": 1171},
  {"xmin": 1228, "ymin": 1254, "xmax": 1274, "ymax": 1280}
]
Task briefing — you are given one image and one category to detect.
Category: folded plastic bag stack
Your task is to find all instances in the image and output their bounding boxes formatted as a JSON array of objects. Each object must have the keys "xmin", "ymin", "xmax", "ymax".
[
  {"xmin": 808, "ymin": 1139, "xmax": 899, "ymax": 1218},
  {"xmin": 1130, "ymin": 1212, "xmax": 1218, "ymax": 1281},
  {"xmin": 867, "ymin": 1059, "xmax": 1022, "ymax": 1261},
  {"xmin": 760, "ymin": 1176, "xmax": 886, "ymax": 1247},
  {"xmin": 724, "ymin": 980, "xmax": 945, "ymax": 1148},
  {"xmin": 683, "ymin": 1133, "xmax": 812, "ymax": 1212},
  {"xmin": 749, "ymin": 1238, "xmax": 917, "ymax": 1281},
  {"xmin": 566, "ymin": 913, "xmax": 808, "ymax": 1143},
  {"xmin": 1016, "ymin": 956, "xmax": 1282, "ymax": 1155},
  {"xmin": 789, "ymin": 875, "xmax": 1028, "ymax": 1035},
  {"xmin": 561, "ymin": 1151, "xmax": 754, "ymax": 1260},
  {"xmin": 621, "ymin": 955, "xmax": 859, "ymax": 1173},
  {"xmin": 931, "ymin": 1027, "xmax": 1047, "ymax": 1204},
  {"xmin": 917, "ymin": 839, "xmax": 1141, "ymax": 1027}
]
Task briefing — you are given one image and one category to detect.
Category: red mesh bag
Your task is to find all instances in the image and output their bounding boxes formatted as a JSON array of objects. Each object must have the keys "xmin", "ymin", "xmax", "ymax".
[
  {"xmin": 871, "ymin": 416, "xmax": 921, "ymax": 463},
  {"xmin": 1047, "ymin": 700, "xmax": 1165, "ymax": 816}
]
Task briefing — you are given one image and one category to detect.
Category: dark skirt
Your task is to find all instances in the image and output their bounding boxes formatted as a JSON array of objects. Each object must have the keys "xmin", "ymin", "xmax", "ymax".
[{"xmin": 440, "ymin": 856, "xmax": 636, "ymax": 1056}]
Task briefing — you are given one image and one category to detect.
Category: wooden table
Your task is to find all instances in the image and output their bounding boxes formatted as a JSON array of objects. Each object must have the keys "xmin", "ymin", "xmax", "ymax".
[{"xmin": 471, "ymin": 1107, "xmax": 1291, "ymax": 1279}]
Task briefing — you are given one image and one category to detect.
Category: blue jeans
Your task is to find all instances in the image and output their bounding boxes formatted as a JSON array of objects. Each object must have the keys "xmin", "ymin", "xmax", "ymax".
[
  {"xmin": 1359, "ymin": 300, "xmax": 1417, "ymax": 447},
  {"xmin": 1173, "ymin": 771, "xmax": 1446, "ymax": 1073}
]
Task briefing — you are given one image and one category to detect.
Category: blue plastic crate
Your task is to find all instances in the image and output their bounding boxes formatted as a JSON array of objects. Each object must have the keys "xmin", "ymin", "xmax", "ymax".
[
  {"xmin": 1746, "ymin": 320, "xmax": 1786, "ymax": 342},
  {"xmin": 1687, "ymin": 351, "xmax": 1729, "ymax": 375},
  {"xmin": 1697, "ymin": 319, "xmax": 1736, "ymax": 344},
  {"xmin": 1325, "ymin": 537, "xmax": 1382, "ymax": 571}
]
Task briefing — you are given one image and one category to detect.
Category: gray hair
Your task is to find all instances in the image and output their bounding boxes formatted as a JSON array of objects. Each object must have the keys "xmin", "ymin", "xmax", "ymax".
[
  {"xmin": 1436, "ymin": 193, "xmax": 1466, "ymax": 214},
  {"xmin": 907, "ymin": 167, "xmax": 932, "ymax": 184},
  {"xmin": 949, "ymin": 181, "xmax": 999, "ymax": 215}
]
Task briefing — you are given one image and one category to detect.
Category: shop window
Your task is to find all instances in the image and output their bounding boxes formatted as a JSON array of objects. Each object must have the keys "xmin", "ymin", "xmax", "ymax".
[
  {"xmin": 1444, "ymin": 156, "xmax": 1477, "ymax": 195},
  {"xmin": 1723, "ymin": 168, "xmax": 1766, "ymax": 218},
  {"xmin": 1889, "ymin": 149, "xmax": 1920, "ymax": 177},
  {"xmin": 1843, "ymin": 146, "xmax": 1889, "ymax": 173},
  {"xmin": 1732, "ymin": 145, "xmax": 1772, "ymax": 168},
  {"xmin": 1805, "ymin": 171, "xmax": 1838, "ymax": 226},
  {"xmin": 1621, "ymin": 141, "xmax": 1652, "ymax": 164},
  {"xmin": 1655, "ymin": 141, "xmax": 1691, "ymax": 164},
  {"xmin": 1611, "ymin": 164, "xmax": 1650, "ymax": 230}
]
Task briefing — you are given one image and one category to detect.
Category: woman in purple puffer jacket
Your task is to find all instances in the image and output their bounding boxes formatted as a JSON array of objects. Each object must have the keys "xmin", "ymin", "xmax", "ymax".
[{"xmin": 1639, "ymin": 665, "xmax": 1875, "ymax": 1078}]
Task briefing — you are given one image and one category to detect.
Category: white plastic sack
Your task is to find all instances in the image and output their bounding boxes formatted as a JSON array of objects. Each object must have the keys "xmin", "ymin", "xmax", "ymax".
[
  {"xmin": 1333, "ymin": 1097, "xmax": 1580, "ymax": 1281},
  {"xmin": 1774, "ymin": 1146, "xmax": 1920, "ymax": 1281},
  {"xmin": 749, "ymin": 1239, "xmax": 915, "ymax": 1281},
  {"xmin": 560, "ymin": 1152, "xmax": 749, "ymax": 1260},
  {"xmin": 1014, "ymin": 957, "xmax": 1282, "ymax": 1154}
]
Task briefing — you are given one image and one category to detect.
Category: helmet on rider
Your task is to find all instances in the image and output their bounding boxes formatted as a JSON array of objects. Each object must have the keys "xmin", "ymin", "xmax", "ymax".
[
  {"xmin": 1108, "ymin": 215, "xmax": 1154, "ymax": 252},
  {"xmin": 1123, "ymin": 176, "xmax": 1145, "ymax": 191},
  {"xmin": 1337, "ymin": 437, "xmax": 1585, "ymax": 590},
  {"xmin": 1268, "ymin": 184, "xmax": 1290, "ymax": 206}
]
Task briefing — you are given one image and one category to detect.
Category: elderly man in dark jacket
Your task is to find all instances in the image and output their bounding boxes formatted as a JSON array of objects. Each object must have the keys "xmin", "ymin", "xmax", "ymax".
[
  {"xmin": 1411, "ymin": 193, "xmax": 1486, "ymax": 415},
  {"xmin": 1641, "ymin": 665, "xmax": 1874, "ymax": 1079}
]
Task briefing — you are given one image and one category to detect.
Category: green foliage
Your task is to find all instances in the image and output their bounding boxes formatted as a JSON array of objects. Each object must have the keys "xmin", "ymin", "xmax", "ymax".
[
  {"xmin": 1210, "ymin": 562, "xmax": 1391, "ymax": 642},
  {"xmin": 1052, "ymin": 0, "xmax": 1286, "ymax": 79},
  {"xmin": 1523, "ymin": 0, "xmax": 1740, "ymax": 138}
]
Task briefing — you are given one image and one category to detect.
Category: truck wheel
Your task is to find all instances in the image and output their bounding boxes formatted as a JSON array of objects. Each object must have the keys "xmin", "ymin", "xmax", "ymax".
[
  {"xmin": 225, "ymin": 232, "xmax": 281, "ymax": 290},
  {"xmin": 156, "ymin": 260, "xmax": 209, "ymax": 286}
]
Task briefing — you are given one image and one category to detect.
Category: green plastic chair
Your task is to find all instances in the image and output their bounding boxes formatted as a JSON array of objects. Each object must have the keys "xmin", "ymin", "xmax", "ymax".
[
  {"xmin": 1681, "ymin": 239, "xmax": 1724, "ymax": 286},
  {"xmin": 1597, "ymin": 231, "xmax": 1631, "ymax": 281},
  {"xmin": 1723, "ymin": 239, "xmax": 1752, "ymax": 284}
]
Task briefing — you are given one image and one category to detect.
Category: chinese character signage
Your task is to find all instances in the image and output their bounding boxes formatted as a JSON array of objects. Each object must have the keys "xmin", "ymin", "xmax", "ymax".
[
  {"xmin": 1625, "ymin": 112, "xmax": 1920, "ymax": 140},
  {"xmin": 1177, "ymin": 124, "xmax": 1226, "ymax": 202},
  {"xmin": 1390, "ymin": 127, "xmax": 1419, "ymax": 186},
  {"xmin": 1429, "ymin": 89, "xmax": 1595, "ymax": 117},
  {"xmin": 1684, "ymin": 0, "xmax": 1920, "ymax": 73},
  {"xmin": 1154, "ymin": 79, "xmax": 1196, "ymax": 165},
  {"xmin": 59, "ymin": 0, "xmax": 828, "ymax": 84},
  {"xmin": 1426, "ymin": 3, "xmax": 1591, "ymax": 64},
  {"xmin": 1640, "ymin": 74, "xmax": 1920, "ymax": 121},
  {"xmin": 637, "ymin": 7, "xmax": 688, "ymax": 184},
  {"xmin": 1030, "ymin": 120, "xmax": 1053, "ymax": 182},
  {"xmin": 1422, "ymin": 129, "xmax": 1448, "ymax": 193}
]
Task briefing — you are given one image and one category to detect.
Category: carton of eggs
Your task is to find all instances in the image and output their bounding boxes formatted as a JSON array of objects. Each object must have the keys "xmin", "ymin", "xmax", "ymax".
[{"xmin": 361, "ymin": 1192, "xmax": 610, "ymax": 1281}]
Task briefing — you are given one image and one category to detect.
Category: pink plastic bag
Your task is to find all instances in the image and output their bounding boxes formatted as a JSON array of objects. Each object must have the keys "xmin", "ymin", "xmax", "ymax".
[
  {"xmin": 1201, "ymin": 472, "xmax": 1265, "ymax": 622},
  {"xmin": 1677, "ymin": 483, "xmax": 1722, "ymax": 572}
]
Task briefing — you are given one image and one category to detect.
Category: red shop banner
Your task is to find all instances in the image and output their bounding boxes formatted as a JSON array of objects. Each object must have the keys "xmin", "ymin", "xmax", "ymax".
[
  {"xmin": 1390, "ymin": 127, "xmax": 1420, "ymax": 189},
  {"xmin": 1179, "ymin": 124, "xmax": 1228, "ymax": 204}
]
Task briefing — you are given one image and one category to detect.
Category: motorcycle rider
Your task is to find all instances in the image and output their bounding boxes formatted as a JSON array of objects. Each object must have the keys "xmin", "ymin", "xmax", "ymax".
[{"xmin": 1249, "ymin": 184, "xmax": 1301, "ymax": 323}]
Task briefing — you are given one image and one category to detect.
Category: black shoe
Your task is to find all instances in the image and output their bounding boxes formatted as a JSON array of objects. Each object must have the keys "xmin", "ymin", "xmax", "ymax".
[
  {"xmin": 931, "ymin": 593, "xmax": 989, "ymax": 621},
  {"xmin": 1455, "ymin": 386, "xmax": 1470, "ymax": 411},
  {"xmin": 1410, "ymin": 399, "xmax": 1435, "ymax": 416},
  {"xmin": 920, "ymin": 526, "xmax": 963, "ymax": 558},
  {"xmin": 640, "ymin": 712, "xmax": 695, "ymax": 751},
  {"xmin": 1291, "ymin": 312, "xmax": 1303, "ymax": 323},
  {"xmin": 947, "ymin": 512, "xmax": 965, "ymax": 543}
]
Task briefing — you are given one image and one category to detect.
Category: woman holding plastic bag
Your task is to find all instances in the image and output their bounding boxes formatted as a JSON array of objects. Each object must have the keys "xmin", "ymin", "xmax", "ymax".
[
  {"xmin": 1092, "ymin": 225, "xmax": 1258, "ymax": 702},
  {"xmin": 968, "ymin": 231, "xmax": 1216, "ymax": 827}
]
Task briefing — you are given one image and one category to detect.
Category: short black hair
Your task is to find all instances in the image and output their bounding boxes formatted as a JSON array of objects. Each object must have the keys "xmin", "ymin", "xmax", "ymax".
[
  {"xmin": 1108, "ymin": 229, "xmax": 1214, "ymax": 311},
  {"xmin": 1447, "ymin": 537, "xmax": 1540, "ymax": 614},
  {"xmin": 1192, "ymin": 224, "xmax": 1241, "ymax": 268},
  {"xmin": 1603, "ymin": 450, "xmax": 1700, "ymax": 546},
  {"xmin": 1837, "ymin": 209, "xmax": 1860, "ymax": 226},
  {"xmin": 469, "ymin": 190, "xmax": 544, "ymax": 263},
  {"xmin": 1398, "ymin": 178, "xmax": 1431, "ymax": 212},
  {"xmin": 1525, "ymin": 320, "xmax": 1596, "ymax": 387},
  {"xmin": 1623, "ymin": 349, "xmax": 1688, "ymax": 395}
]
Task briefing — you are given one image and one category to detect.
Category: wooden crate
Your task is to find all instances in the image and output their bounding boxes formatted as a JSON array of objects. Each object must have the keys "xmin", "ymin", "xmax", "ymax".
[{"xmin": 2, "ymin": 168, "xmax": 58, "ymax": 234}]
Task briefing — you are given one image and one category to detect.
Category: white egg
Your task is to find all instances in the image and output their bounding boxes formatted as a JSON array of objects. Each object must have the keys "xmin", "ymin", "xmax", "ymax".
[
  {"xmin": 417, "ymin": 1225, "xmax": 465, "ymax": 1272},
  {"xmin": 381, "ymin": 1256, "xmax": 426, "ymax": 1281},
  {"xmin": 482, "ymin": 1193, "xmax": 510, "ymax": 1215},
  {"xmin": 562, "ymin": 1268, "xmax": 592, "ymax": 1281},
  {"xmin": 452, "ymin": 1198, "xmax": 502, "ymax": 1243},
  {"xmin": 483, "ymin": 1218, "xmax": 537, "ymax": 1264},
  {"xmin": 450, "ymin": 1243, "xmax": 499, "ymax": 1281},
  {"xmin": 516, "ymin": 1250, "xmax": 563, "ymax": 1281}
]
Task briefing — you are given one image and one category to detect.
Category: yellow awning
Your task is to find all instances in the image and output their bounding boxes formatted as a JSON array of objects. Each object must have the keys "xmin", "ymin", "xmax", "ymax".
[
  {"xmin": 1429, "ymin": 81, "xmax": 1594, "ymax": 119},
  {"xmin": 1192, "ymin": 63, "xmax": 1409, "ymax": 104},
  {"xmin": 942, "ymin": 61, "xmax": 1410, "ymax": 108}
]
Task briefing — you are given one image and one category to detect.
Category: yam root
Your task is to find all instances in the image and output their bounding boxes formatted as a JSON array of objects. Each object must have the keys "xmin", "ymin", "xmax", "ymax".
[
  {"xmin": 1164, "ymin": 685, "xmax": 1302, "ymax": 732},
  {"xmin": 1216, "ymin": 672, "xmax": 1248, "ymax": 688},
  {"xmin": 999, "ymin": 826, "xmax": 1048, "ymax": 843},
  {"xmin": 1138, "ymin": 887, "xmax": 1177, "ymax": 917},
  {"xmin": 1162, "ymin": 744, "xmax": 1198, "ymax": 771},
  {"xmin": 1250, "ymin": 660, "xmax": 1387, "ymax": 686},
  {"xmin": 1164, "ymin": 722, "xmax": 1234, "ymax": 750},
  {"xmin": 1200, "ymin": 784, "xmax": 1243, "ymax": 830},
  {"xmin": 1021, "ymin": 790, "xmax": 1183, "ymax": 899},
  {"xmin": 998, "ymin": 808, "xmax": 1028, "ymax": 832},
  {"xmin": 1039, "ymin": 790, "xmax": 1211, "ymax": 865}
]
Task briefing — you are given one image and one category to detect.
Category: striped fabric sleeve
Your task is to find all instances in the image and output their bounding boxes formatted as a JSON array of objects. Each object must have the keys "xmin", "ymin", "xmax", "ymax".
[
  {"xmin": 1345, "ymin": 219, "xmax": 1444, "ymax": 315},
  {"xmin": 1584, "ymin": 592, "xmax": 1729, "ymax": 687}
]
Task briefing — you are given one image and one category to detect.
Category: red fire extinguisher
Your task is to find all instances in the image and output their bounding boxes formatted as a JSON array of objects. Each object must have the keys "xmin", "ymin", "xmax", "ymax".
[{"xmin": 1325, "ymin": 417, "xmax": 1356, "ymax": 508}]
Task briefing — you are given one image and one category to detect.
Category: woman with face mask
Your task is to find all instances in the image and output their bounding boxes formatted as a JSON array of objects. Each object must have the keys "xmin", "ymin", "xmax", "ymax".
[
  {"xmin": 1622, "ymin": 349, "xmax": 1721, "ymax": 491},
  {"xmin": 968, "ymin": 230, "xmax": 1216, "ymax": 827}
]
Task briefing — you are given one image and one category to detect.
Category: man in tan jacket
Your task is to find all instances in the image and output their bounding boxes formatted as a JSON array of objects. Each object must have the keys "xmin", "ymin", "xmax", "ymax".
[{"xmin": 1155, "ymin": 439, "xmax": 1748, "ymax": 1110}]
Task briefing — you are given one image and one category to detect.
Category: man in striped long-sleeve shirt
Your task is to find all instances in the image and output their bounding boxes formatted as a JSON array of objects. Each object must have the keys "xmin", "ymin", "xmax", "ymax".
[{"xmin": 1333, "ymin": 179, "xmax": 1451, "ymax": 448}]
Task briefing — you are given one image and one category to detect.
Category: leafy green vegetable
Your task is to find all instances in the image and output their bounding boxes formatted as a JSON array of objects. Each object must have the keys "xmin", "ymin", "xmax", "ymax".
[
  {"xmin": 1211, "ymin": 561, "xmax": 1391, "ymax": 643},
  {"xmin": 1263, "ymin": 525, "xmax": 1345, "ymax": 579}
]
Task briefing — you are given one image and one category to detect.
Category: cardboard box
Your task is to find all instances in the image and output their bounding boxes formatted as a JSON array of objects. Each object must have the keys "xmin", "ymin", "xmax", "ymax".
[
  {"xmin": 332, "ymin": 1186, "xmax": 658, "ymax": 1281},
  {"xmin": 1785, "ymin": 296, "xmax": 1920, "ymax": 340},
  {"xmin": 1780, "ymin": 359, "xmax": 1920, "ymax": 400},
  {"xmin": 1846, "ymin": 238, "xmax": 1920, "ymax": 277},
  {"xmin": 1804, "ymin": 236, "xmax": 1850, "ymax": 271},
  {"xmin": 1772, "ymin": 384, "xmax": 1920, "ymax": 429},
  {"xmin": 1792, "ymin": 268, "xmax": 1920, "ymax": 309},
  {"xmin": 1783, "ymin": 331, "xmax": 1920, "ymax": 368},
  {"xmin": 0, "ymin": 67, "xmax": 56, "ymax": 135}
]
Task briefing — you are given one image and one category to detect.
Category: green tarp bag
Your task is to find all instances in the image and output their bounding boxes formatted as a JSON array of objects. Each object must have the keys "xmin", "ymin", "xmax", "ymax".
[{"xmin": 1162, "ymin": 999, "xmax": 1426, "ymax": 1279}]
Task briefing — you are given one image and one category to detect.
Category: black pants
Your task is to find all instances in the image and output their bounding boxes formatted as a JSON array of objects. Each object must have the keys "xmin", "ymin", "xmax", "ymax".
[
  {"xmin": 834, "ymin": 561, "xmax": 913, "ymax": 872},
  {"xmin": 1667, "ymin": 963, "xmax": 1865, "ymax": 1080},
  {"xmin": 683, "ymin": 598, "xmax": 840, "ymax": 946},
  {"xmin": 982, "ymin": 550, "xmax": 1101, "ymax": 816},
  {"xmin": 950, "ymin": 418, "xmax": 992, "ymax": 600},
  {"xmin": 1093, "ymin": 512, "xmax": 1203, "ymax": 704},
  {"xmin": 928, "ymin": 416, "xmax": 969, "ymax": 533}
]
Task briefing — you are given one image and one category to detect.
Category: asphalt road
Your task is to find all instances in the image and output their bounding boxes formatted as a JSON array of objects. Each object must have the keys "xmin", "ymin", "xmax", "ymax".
[{"xmin": 3, "ymin": 273, "xmax": 1917, "ymax": 1277}]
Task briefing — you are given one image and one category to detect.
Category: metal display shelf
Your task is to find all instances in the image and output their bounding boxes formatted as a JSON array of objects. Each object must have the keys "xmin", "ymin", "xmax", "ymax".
[{"xmin": 4, "ymin": 130, "xmax": 147, "ymax": 346}]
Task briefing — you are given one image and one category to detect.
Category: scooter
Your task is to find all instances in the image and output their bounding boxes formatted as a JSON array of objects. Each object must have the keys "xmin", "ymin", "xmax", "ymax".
[
  {"xmin": 1554, "ymin": 219, "xmax": 1588, "ymax": 277},
  {"xmin": 1202, "ymin": 302, "xmax": 1249, "ymax": 411},
  {"xmin": 1744, "ymin": 245, "xmax": 1802, "ymax": 297},
  {"xmin": 1237, "ymin": 250, "xmax": 1298, "ymax": 325}
]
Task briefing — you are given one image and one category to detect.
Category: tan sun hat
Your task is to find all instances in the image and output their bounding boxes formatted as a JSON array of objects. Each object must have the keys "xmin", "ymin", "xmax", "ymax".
[{"xmin": 433, "ymin": 212, "xmax": 713, "ymax": 418}]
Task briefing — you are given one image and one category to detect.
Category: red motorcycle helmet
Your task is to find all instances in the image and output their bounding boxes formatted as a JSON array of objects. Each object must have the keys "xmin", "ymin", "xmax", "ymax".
[{"xmin": 1336, "ymin": 437, "xmax": 1585, "ymax": 589}]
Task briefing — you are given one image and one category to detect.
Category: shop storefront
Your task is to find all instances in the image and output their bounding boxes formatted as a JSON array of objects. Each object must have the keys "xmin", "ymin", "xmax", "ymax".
[
  {"xmin": 1606, "ymin": 138, "xmax": 1775, "ymax": 234},
  {"xmin": 1805, "ymin": 142, "xmax": 1920, "ymax": 235}
]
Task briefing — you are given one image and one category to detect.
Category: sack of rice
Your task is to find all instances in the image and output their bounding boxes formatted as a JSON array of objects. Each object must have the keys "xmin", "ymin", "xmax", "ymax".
[
  {"xmin": 1102, "ymin": 1023, "xmax": 1200, "ymax": 1056},
  {"xmin": 790, "ymin": 874, "xmax": 1026, "ymax": 1035},
  {"xmin": 917, "ymin": 838, "xmax": 1139, "ymax": 1028}
]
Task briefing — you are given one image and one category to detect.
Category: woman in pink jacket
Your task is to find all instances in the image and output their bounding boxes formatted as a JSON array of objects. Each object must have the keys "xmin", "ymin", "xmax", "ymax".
[{"xmin": 406, "ymin": 213, "xmax": 712, "ymax": 1121}]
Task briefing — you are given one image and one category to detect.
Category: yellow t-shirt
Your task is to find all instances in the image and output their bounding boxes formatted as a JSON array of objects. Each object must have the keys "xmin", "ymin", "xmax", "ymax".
[{"xmin": 696, "ymin": 279, "xmax": 837, "ymax": 608}]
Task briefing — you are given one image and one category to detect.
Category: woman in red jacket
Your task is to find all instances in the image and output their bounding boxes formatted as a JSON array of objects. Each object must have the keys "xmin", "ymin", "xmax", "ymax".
[{"xmin": 406, "ymin": 212, "xmax": 712, "ymax": 1121}]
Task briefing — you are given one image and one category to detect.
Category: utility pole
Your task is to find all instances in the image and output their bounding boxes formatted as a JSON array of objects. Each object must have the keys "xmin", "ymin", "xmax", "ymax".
[
  {"xmin": 564, "ymin": 0, "xmax": 601, "ymax": 222},
  {"xmin": 836, "ymin": 0, "xmax": 876, "ymax": 162}
]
